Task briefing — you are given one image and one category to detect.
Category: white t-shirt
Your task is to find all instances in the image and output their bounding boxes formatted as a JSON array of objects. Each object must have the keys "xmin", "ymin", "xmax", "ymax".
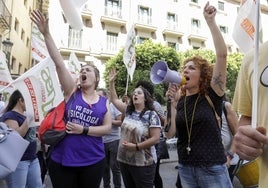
[
  {"xmin": 0, "ymin": 101, "xmax": 6, "ymax": 117},
  {"xmin": 221, "ymin": 109, "xmax": 239, "ymax": 165}
]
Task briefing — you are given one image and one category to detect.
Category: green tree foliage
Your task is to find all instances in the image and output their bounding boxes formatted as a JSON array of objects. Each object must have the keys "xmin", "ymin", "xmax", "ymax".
[
  {"xmin": 104, "ymin": 40, "xmax": 243, "ymax": 104},
  {"xmin": 226, "ymin": 52, "xmax": 243, "ymax": 100},
  {"xmin": 104, "ymin": 39, "xmax": 181, "ymax": 105},
  {"xmin": 177, "ymin": 49, "xmax": 216, "ymax": 67}
]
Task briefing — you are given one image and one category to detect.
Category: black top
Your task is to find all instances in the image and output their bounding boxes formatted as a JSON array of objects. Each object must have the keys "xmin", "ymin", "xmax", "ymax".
[{"xmin": 176, "ymin": 87, "xmax": 226, "ymax": 166}]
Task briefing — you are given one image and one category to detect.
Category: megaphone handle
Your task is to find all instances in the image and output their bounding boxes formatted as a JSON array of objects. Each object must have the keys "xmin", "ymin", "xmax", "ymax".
[
  {"xmin": 166, "ymin": 98, "xmax": 171, "ymax": 119},
  {"xmin": 164, "ymin": 99, "xmax": 171, "ymax": 133}
]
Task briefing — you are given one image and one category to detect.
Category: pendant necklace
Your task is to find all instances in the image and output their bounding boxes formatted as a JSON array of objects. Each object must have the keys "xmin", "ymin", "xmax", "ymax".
[{"xmin": 184, "ymin": 94, "xmax": 200, "ymax": 155}]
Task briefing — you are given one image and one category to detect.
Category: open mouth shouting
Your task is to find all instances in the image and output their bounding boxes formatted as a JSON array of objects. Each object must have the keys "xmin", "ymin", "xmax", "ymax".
[
  {"xmin": 184, "ymin": 76, "xmax": 190, "ymax": 82},
  {"xmin": 81, "ymin": 75, "xmax": 87, "ymax": 81}
]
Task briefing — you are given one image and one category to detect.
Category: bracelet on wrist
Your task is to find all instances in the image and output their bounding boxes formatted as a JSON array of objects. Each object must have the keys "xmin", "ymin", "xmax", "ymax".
[
  {"xmin": 82, "ymin": 126, "xmax": 89, "ymax": 135},
  {"xmin": 136, "ymin": 143, "xmax": 140, "ymax": 151}
]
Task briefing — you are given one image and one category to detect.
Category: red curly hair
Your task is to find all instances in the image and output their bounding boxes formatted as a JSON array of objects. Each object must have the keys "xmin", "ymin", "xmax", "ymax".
[{"xmin": 180, "ymin": 56, "xmax": 213, "ymax": 96}]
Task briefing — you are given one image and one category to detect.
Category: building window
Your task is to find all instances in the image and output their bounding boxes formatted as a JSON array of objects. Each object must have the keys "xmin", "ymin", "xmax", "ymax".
[
  {"xmin": 228, "ymin": 46, "xmax": 232, "ymax": 53},
  {"xmin": 106, "ymin": 32, "xmax": 118, "ymax": 52},
  {"xmin": 83, "ymin": 18, "xmax": 91, "ymax": 27},
  {"xmin": 192, "ymin": 19, "xmax": 200, "ymax": 28},
  {"xmin": 167, "ymin": 13, "xmax": 178, "ymax": 30},
  {"xmin": 21, "ymin": 29, "xmax": 25, "ymax": 41},
  {"xmin": 14, "ymin": 18, "xmax": 19, "ymax": 33},
  {"xmin": 24, "ymin": 0, "xmax": 27, "ymax": 7},
  {"xmin": 138, "ymin": 6, "xmax": 152, "ymax": 25},
  {"xmin": 137, "ymin": 36, "xmax": 149, "ymax": 44},
  {"xmin": 219, "ymin": 26, "xmax": 228, "ymax": 34},
  {"xmin": 26, "ymin": 37, "xmax": 30, "ymax": 47},
  {"xmin": 68, "ymin": 27, "xmax": 82, "ymax": 49},
  {"xmin": 105, "ymin": 0, "xmax": 122, "ymax": 18},
  {"xmin": 18, "ymin": 63, "xmax": 22, "ymax": 74},
  {"xmin": 11, "ymin": 57, "xmax": 16, "ymax": 71},
  {"xmin": 218, "ymin": 1, "xmax": 224, "ymax": 11},
  {"xmin": 191, "ymin": 0, "xmax": 198, "ymax": 3},
  {"xmin": 167, "ymin": 42, "xmax": 179, "ymax": 51},
  {"xmin": 28, "ymin": 9, "xmax": 31, "ymax": 16}
]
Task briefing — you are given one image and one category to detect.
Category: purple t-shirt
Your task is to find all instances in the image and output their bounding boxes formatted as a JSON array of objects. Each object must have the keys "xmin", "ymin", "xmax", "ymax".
[{"xmin": 51, "ymin": 89, "xmax": 107, "ymax": 166}]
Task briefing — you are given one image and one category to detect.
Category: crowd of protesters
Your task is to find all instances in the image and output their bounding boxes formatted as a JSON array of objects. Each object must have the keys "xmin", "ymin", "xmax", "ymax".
[{"xmin": 2, "ymin": 1, "xmax": 268, "ymax": 188}]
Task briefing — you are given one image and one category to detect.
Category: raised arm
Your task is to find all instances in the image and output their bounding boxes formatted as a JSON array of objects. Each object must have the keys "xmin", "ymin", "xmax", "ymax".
[
  {"xmin": 109, "ymin": 69, "xmax": 127, "ymax": 114},
  {"xmin": 30, "ymin": 10, "xmax": 75, "ymax": 100},
  {"xmin": 204, "ymin": 2, "xmax": 227, "ymax": 96}
]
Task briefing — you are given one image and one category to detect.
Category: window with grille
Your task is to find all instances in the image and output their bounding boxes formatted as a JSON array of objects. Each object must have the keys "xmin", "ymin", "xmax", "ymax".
[
  {"xmin": 167, "ymin": 42, "xmax": 179, "ymax": 51},
  {"xmin": 18, "ymin": 63, "xmax": 22, "ymax": 74},
  {"xmin": 106, "ymin": 0, "xmax": 122, "ymax": 18},
  {"xmin": 219, "ymin": 25, "xmax": 228, "ymax": 34},
  {"xmin": 137, "ymin": 36, "xmax": 149, "ymax": 44},
  {"xmin": 11, "ymin": 57, "xmax": 16, "ymax": 71},
  {"xmin": 14, "ymin": 18, "xmax": 19, "ymax": 33},
  {"xmin": 68, "ymin": 27, "xmax": 82, "ymax": 49},
  {"xmin": 138, "ymin": 6, "xmax": 152, "ymax": 24},
  {"xmin": 21, "ymin": 29, "xmax": 25, "ymax": 41},
  {"xmin": 106, "ymin": 32, "xmax": 118, "ymax": 51},
  {"xmin": 218, "ymin": 1, "xmax": 224, "ymax": 11},
  {"xmin": 167, "ymin": 13, "xmax": 178, "ymax": 30},
  {"xmin": 192, "ymin": 19, "xmax": 200, "ymax": 28}
]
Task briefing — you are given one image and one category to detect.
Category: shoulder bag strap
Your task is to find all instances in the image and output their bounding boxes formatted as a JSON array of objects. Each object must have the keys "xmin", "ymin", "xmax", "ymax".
[
  {"xmin": 205, "ymin": 94, "xmax": 221, "ymax": 129},
  {"xmin": 222, "ymin": 101, "xmax": 227, "ymax": 118},
  {"xmin": 222, "ymin": 101, "xmax": 235, "ymax": 135}
]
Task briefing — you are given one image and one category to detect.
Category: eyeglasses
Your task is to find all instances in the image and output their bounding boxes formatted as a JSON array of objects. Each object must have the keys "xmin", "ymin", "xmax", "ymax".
[{"xmin": 132, "ymin": 90, "xmax": 144, "ymax": 95}]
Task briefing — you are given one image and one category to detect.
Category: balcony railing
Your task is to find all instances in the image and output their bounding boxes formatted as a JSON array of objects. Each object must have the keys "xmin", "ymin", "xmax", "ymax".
[
  {"xmin": 104, "ymin": 5, "xmax": 122, "ymax": 19},
  {"xmin": 166, "ymin": 20, "xmax": 178, "ymax": 31},
  {"xmin": 137, "ymin": 14, "xmax": 152, "ymax": 25},
  {"xmin": 188, "ymin": 26, "xmax": 207, "ymax": 42},
  {"xmin": 0, "ymin": 0, "xmax": 12, "ymax": 32}
]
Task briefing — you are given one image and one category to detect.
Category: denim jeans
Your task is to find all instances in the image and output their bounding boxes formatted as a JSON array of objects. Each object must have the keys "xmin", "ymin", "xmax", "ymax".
[
  {"xmin": 178, "ymin": 163, "xmax": 233, "ymax": 188},
  {"xmin": 5, "ymin": 158, "xmax": 42, "ymax": 188}
]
